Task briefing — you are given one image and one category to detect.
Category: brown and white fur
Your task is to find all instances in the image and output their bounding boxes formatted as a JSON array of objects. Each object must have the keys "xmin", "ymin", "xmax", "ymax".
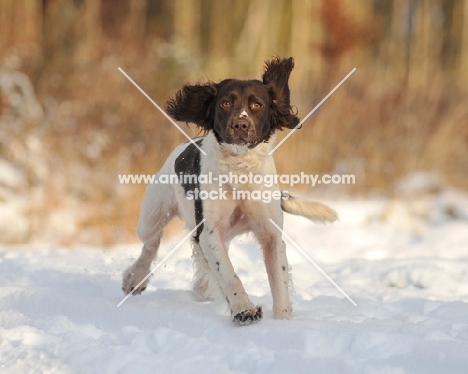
[{"xmin": 122, "ymin": 57, "xmax": 337, "ymax": 325}]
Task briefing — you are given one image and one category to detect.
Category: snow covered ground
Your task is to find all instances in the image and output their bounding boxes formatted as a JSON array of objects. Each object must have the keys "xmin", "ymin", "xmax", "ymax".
[{"xmin": 1, "ymin": 198, "xmax": 468, "ymax": 373}]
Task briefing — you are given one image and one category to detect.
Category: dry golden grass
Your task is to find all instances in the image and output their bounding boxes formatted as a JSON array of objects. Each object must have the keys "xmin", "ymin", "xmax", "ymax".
[{"xmin": 274, "ymin": 69, "xmax": 468, "ymax": 193}]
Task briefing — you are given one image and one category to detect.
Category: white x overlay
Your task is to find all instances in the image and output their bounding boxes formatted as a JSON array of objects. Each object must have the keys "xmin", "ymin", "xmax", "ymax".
[
  {"xmin": 118, "ymin": 67, "xmax": 207, "ymax": 155},
  {"xmin": 268, "ymin": 68, "xmax": 356, "ymax": 155},
  {"xmin": 117, "ymin": 219, "xmax": 206, "ymax": 307},
  {"xmin": 269, "ymin": 219, "xmax": 357, "ymax": 306},
  {"xmin": 117, "ymin": 66, "xmax": 357, "ymax": 308}
]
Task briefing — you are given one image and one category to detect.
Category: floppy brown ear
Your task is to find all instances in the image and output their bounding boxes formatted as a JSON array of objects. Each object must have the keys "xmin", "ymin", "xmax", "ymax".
[
  {"xmin": 262, "ymin": 57, "xmax": 300, "ymax": 130},
  {"xmin": 165, "ymin": 83, "xmax": 218, "ymax": 131},
  {"xmin": 262, "ymin": 57, "xmax": 294, "ymax": 102}
]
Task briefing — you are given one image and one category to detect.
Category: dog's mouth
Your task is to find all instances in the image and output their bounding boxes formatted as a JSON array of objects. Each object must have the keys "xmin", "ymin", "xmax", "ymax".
[
  {"xmin": 247, "ymin": 138, "xmax": 263, "ymax": 149},
  {"xmin": 220, "ymin": 136, "xmax": 264, "ymax": 154},
  {"xmin": 224, "ymin": 134, "xmax": 255, "ymax": 146},
  {"xmin": 231, "ymin": 136, "xmax": 263, "ymax": 149}
]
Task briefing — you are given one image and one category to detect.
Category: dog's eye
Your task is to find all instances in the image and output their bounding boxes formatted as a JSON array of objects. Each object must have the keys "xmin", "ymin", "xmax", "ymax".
[
  {"xmin": 250, "ymin": 102, "xmax": 262, "ymax": 110},
  {"xmin": 221, "ymin": 101, "xmax": 231, "ymax": 109}
]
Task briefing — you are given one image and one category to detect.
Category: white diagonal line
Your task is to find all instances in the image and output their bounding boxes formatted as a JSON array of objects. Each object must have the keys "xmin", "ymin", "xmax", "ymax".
[
  {"xmin": 269, "ymin": 219, "xmax": 357, "ymax": 306},
  {"xmin": 118, "ymin": 67, "xmax": 207, "ymax": 156},
  {"xmin": 268, "ymin": 68, "xmax": 356, "ymax": 155},
  {"xmin": 117, "ymin": 219, "xmax": 206, "ymax": 307}
]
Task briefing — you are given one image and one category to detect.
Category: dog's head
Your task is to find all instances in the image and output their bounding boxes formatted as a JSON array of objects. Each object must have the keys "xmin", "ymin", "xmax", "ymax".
[{"xmin": 166, "ymin": 57, "xmax": 300, "ymax": 149}]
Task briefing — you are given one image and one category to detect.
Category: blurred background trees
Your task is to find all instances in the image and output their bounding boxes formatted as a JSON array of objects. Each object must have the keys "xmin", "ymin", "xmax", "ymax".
[{"xmin": 0, "ymin": 0, "xmax": 467, "ymax": 245}]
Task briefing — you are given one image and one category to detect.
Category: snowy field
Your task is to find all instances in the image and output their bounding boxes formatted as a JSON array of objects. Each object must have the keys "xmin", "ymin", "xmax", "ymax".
[{"xmin": 1, "ymin": 196, "xmax": 468, "ymax": 373}]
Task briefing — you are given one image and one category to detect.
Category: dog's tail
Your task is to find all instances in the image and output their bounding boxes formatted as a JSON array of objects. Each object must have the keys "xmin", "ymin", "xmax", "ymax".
[{"xmin": 281, "ymin": 194, "xmax": 338, "ymax": 224}]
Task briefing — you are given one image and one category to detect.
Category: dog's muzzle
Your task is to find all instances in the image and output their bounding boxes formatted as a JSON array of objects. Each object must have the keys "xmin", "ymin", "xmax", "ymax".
[{"xmin": 228, "ymin": 118, "xmax": 257, "ymax": 145}]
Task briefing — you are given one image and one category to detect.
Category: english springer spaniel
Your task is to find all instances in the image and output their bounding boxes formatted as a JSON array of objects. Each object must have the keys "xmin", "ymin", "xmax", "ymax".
[{"xmin": 122, "ymin": 57, "xmax": 337, "ymax": 325}]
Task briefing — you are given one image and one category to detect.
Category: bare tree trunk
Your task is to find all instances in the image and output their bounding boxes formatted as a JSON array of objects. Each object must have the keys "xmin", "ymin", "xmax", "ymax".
[
  {"xmin": 174, "ymin": 0, "xmax": 200, "ymax": 52},
  {"xmin": 0, "ymin": 0, "xmax": 42, "ymax": 62},
  {"xmin": 203, "ymin": 0, "xmax": 234, "ymax": 78},
  {"xmin": 391, "ymin": 0, "xmax": 414, "ymax": 85},
  {"xmin": 173, "ymin": 0, "xmax": 201, "ymax": 78},
  {"xmin": 421, "ymin": 1, "xmax": 442, "ymax": 81},
  {"xmin": 462, "ymin": 0, "xmax": 468, "ymax": 83},
  {"xmin": 74, "ymin": 0, "xmax": 102, "ymax": 66},
  {"xmin": 0, "ymin": 0, "xmax": 15, "ymax": 56},
  {"xmin": 234, "ymin": 0, "xmax": 270, "ymax": 74},
  {"xmin": 291, "ymin": 0, "xmax": 322, "ymax": 99},
  {"xmin": 410, "ymin": 0, "xmax": 430, "ymax": 87},
  {"xmin": 450, "ymin": 0, "xmax": 466, "ymax": 79},
  {"xmin": 23, "ymin": 0, "xmax": 42, "ymax": 48},
  {"xmin": 125, "ymin": 0, "xmax": 147, "ymax": 54}
]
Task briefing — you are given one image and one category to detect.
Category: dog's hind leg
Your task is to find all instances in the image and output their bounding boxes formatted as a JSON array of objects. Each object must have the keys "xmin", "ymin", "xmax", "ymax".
[
  {"xmin": 122, "ymin": 181, "xmax": 178, "ymax": 295},
  {"xmin": 192, "ymin": 240, "xmax": 222, "ymax": 301}
]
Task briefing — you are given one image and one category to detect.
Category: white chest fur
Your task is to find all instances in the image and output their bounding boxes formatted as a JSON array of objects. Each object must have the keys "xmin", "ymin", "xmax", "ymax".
[{"xmin": 201, "ymin": 132, "xmax": 278, "ymax": 192}]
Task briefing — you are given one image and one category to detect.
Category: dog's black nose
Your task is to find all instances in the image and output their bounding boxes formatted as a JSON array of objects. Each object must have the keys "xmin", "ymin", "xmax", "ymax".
[{"xmin": 231, "ymin": 119, "xmax": 250, "ymax": 131}]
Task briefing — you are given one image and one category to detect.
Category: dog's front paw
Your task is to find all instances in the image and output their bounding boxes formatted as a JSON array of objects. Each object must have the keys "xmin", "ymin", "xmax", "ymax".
[
  {"xmin": 122, "ymin": 263, "xmax": 151, "ymax": 295},
  {"xmin": 233, "ymin": 306, "xmax": 263, "ymax": 326}
]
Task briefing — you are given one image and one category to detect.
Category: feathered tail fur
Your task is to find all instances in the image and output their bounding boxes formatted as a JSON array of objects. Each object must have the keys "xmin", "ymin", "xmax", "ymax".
[{"xmin": 281, "ymin": 194, "xmax": 338, "ymax": 223}]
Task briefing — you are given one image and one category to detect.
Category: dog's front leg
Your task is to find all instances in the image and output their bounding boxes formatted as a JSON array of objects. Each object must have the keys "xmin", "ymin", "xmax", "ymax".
[
  {"xmin": 199, "ymin": 226, "xmax": 263, "ymax": 325},
  {"xmin": 259, "ymin": 231, "xmax": 293, "ymax": 319}
]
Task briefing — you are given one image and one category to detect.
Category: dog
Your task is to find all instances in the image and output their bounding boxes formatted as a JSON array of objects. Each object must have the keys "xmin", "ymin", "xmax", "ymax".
[{"xmin": 122, "ymin": 57, "xmax": 338, "ymax": 325}]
